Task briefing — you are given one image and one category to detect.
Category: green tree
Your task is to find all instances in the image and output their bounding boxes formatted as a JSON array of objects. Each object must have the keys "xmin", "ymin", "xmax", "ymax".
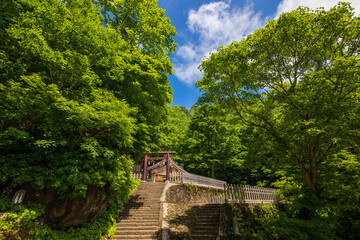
[
  {"xmin": 198, "ymin": 2, "xmax": 360, "ymax": 210},
  {"xmin": 179, "ymin": 104, "xmax": 243, "ymax": 179},
  {"xmin": 159, "ymin": 105, "xmax": 191, "ymax": 152},
  {"xmin": 0, "ymin": 0, "xmax": 176, "ymax": 198},
  {"xmin": 95, "ymin": 0, "xmax": 177, "ymax": 152}
]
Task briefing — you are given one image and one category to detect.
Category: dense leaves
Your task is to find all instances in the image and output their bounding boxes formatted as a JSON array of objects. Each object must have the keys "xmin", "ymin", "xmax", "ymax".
[
  {"xmin": 166, "ymin": 104, "xmax": 276, "ymax": 186},
  {"xmin": 197, "ymin": 2, "xmax": 360, "ymax": 238},
  {"xmin": 179, "ymin": 104, "xmax": 243, "ymax": 179},
  {"xmin": 0, "ymin": 0, "xmax": 176, "ymax": 197},
  {"xmin": 198, "ymin": 1, "xmax": 360, "ymax": 204}
]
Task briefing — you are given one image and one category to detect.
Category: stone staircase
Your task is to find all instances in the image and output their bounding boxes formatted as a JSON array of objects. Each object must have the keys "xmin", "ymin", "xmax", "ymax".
[
  {"xmin": 191, "ymin": 204, "xmax": 221, "ymax": 240},
  {"xmin": 114, "ymin": 182, "xmax": 165, "ymax": 240}
]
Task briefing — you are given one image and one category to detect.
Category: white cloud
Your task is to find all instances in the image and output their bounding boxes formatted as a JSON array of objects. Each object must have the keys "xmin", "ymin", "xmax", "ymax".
[
  {"xmin": 275, "ymin": 0, "xmax": 360, "ymax": 17},
  {"xmin": 174, "ymin": 0, "xmax": 360, "ymax": 86},
  {"xmin": 174, "ymin": 1, "xmax": 263, "ymax": 85},
  {"xmin": 176, "ymin": 44, "xmax": 198, "ymax": 61}
]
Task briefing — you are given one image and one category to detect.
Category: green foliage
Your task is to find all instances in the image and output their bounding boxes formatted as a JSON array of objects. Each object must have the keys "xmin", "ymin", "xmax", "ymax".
[
  {"xmin": 229, "ymin": 204, "xmax": 338, "ymax": 240},
  {"xmin": 0, "ymin": 197, "xmax": 12, "ymax": 212},
  {"xmin": 0, "ymin": 0, "xmax": 175, "ymax": 199},
  {"xmin": 196, "ymin": 3, "xmax": 360, "ymax": 238},
  {"xmin": 0, "ymin": 180, "xmax": 139, "ymax": 240},
  {"xmin": 158, "ymin": 105, "xmax": 191, "ymax": 156},
  {"xmin": 0, "ymin": 203, "xmax": 44, "ymax": 237},
  {"xmin": 178, "ymin": 104, "xmax": 243, "ymax": 179},
  {"xmin": 175, "ymin": 103, "xmax": 276, "ymax": 185},
  {"xmin": 0, "ymin": 0, "xmax": 175, "ymax": 238},
  {"xmin": 41, "ymin": 181, "xmax": 137, "ymax": 239},
  {"xmin": 30, "ymin": 194, "xmax": 124, "ymax": 240},
  {"xmin": 198, "ymin": 1, "xmax": 360, "ymax": 207}
]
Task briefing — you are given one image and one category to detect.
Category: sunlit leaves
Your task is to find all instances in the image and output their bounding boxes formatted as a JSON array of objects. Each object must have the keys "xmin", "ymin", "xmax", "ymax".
[
  {"xmin": 198, "ymin": 2, "xmax": 360, "ymax": 203},
  {"xmin": 0, "ymin": 0, "xmax": 175, "ymax": 198}
]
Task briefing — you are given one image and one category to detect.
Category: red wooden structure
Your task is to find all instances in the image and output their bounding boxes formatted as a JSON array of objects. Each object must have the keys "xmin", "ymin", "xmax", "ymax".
[{"xmin": 142, "ymin": 151, "xmax": 176, "ymax": 181}]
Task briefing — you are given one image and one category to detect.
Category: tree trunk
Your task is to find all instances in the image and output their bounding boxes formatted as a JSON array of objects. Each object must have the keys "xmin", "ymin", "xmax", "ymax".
[{"xmin": 211, "ymin": 161, "xmax": 215, "ymax": 179}]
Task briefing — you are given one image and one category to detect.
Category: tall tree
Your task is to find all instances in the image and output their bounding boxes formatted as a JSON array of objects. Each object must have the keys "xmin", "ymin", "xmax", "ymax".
[
  {"xmin": 179, "ymin": 104, "xmax": 244, "ymax": 179},
  {"xmin": 158, "ymin": 105, "xmax": 191, "ymax": 152},
  {"xmin": 94, "ymin": 0, "xmax": 177, "ymax": 153},
  {"xmin": 0, "ymin": 0, "xmax": 176, "ymax": 197},
  {"xmin": 198, "ymin": 2, "xmax": 360, "ymax": 206}
]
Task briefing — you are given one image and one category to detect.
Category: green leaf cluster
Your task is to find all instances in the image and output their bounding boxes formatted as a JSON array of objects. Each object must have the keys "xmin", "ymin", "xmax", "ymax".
[
  {"xmin": 227, "ymin": 204, "xmax": 339, "ymax": 240},
  {"xmin": 198, "ymin": 1, "xmax": 360, "ymax": 205},
  {"xmin": 197, "ymin": 2, "xmax": 360, "ymax": 237},
  {"xmin": 0, "ymin": 0, "xmax": 176, "ymax": 198},
  {"xmin": 0, "ymin": 203, "xmax": 45, "ymax": 236}
]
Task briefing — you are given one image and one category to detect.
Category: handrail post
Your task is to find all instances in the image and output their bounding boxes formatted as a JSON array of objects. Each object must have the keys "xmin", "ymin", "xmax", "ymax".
[{"xmin": 143, "ymin": 155, "xmax": 148, "ymax": 181}]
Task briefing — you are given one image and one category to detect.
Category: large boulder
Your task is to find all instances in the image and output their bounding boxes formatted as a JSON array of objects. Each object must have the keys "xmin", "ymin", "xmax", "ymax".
[{"xmin": 2, "ymin": 184, "xmax": 110, "ymax": 228}]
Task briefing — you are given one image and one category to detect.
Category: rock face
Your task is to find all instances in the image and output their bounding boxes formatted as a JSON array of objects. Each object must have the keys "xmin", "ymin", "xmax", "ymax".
[
  {"xmin": 5, "ymin": 184, "xmax": 110, "ymax": 228},
  {"xmin": 166, "ymin": 184, "xmax": 224, "ymax": 204},
  {"xmin": 42, "ymin": 185, "xmax": 110, "ymax": 228}
]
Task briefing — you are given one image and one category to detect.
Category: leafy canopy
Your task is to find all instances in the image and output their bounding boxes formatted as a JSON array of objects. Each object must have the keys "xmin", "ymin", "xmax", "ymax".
[
  {"xmin": 198, "ymin": 2, "xmax": 360, "ymax": 204},
  {"xmin": 0, "ymin": 0, "xmax": 176, "ymax": 197}
]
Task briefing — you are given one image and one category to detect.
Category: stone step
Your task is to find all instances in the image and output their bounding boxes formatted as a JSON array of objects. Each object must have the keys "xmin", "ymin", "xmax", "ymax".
[
  {"xmin": 123, "ymin": 207, "xmax": 159, "ymax": 211},
  {"xmin": 116, "ymin": 224, "xmax": 159, "ymax": 229},
  {"xmin": 125, "ymin": 202, "xmax": 161, "ymax": 205},
  {"xmin": 136, "ymin": 188, "xmax": 164, "ymax": 191},
  {"xmin": 119, "ymin": 215, "xmax": 159, "ymax": 219},
  {"xmin": 115, "ymin": 182, "xmax": 164, "ymax": 240},
  {"xmin": 120, "ymin": 209, "xmax": 160, "ymax": 215},
  {"xmin": 113, "ymin": 234, "xmax": 156, "ymax": 239},
  {"xmin": 132, "ymin": 192, "xmax": 162, "ymax": 195},
  {"xmin": 116, "ymin": 226, "xmax": 158, "ymax": 231},
  {"xmin": 122, "ymin": 210, "xmax": 159, "ymax": 213},
  {"xmin": 136, "ymin": 188, "xmax": 163, "ymax": 190},
  {"xmin": 115, "ymin": 230, "xmax": 157, "ymax": 235},
  {"xmin": 124, "ymin": 205, "xmax": 160, "ymax": 208},
  {"xmin": 117, "ymin": 220, "xmax": 159, "ymax": 225},
  {"xmin": 123, "ymin": 207, "xmax": 160, "ymax": 211},
  {"xmin": 133, "ymin": 193, "xmax": 162, "ymax": 195},
  {"xmin": 131, "ymin": 193, "xmax": 163, "ymax": 195},
  {"xmin": 123, "ymin": 205, "xmax": 160, "ymax": 209},
  {"xmin": 136, "ymin": 189, "xmax": 164, "ymax": 191},
  {"xmin": 123, "ymin": 206, "xmax": 160, "ymax": 210},
  {"xmin": 126, "ymin": 202, "xmax": 161, "ymax": 205},
  {"xmin": 118, "ymin": 215, "xmax": 159, "ymax": 220},
  {"xmin": 132, "ymin": 192, "xmax": 163, "ymax": 194}
]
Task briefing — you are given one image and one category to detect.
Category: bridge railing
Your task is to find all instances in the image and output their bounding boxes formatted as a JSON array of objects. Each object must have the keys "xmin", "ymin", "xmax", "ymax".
[
  {"xmin": 181, "ymin": 172, "xmax": 226, "ymax": 189},
  {"xmin": 169, "ymin": 172, "xmax": 183, "ymax": 183},
  {"xmin": 224, "ymin": 184, "xmax": 281, "ymax": 204},
  {"xmin": 131, "ymin": 172, "xmax": 143, "ymax": 180}
]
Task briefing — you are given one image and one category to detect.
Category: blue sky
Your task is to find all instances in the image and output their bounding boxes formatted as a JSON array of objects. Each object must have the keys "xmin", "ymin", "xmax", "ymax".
[{"xmin": 157, "ymin": 0, "xmax": 360, "ymax": 109}]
